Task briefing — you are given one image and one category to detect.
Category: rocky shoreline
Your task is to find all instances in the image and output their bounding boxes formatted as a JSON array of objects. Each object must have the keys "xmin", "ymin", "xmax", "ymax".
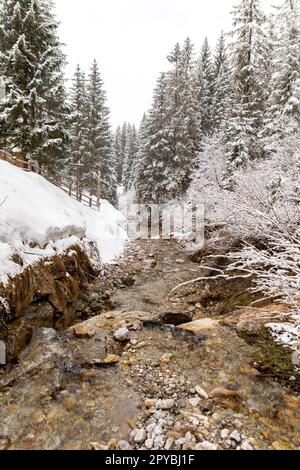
[{"xmin": 0, "ymin": 239, "xmax": 299, "ymax": 450}]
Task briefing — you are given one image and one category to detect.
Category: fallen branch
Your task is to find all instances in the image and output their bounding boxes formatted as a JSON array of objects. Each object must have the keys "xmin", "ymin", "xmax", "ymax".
[{"xmin": 169, "ymin": 266, "xmax": 227, "ymax": 295}]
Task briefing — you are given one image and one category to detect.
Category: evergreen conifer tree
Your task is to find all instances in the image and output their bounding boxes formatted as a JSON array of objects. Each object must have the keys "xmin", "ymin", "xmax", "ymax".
[
  {"xmin": 68, "ymin": 65, "xmax": 89, "ymax": 176},
  {"xmin": 262, "ymin": 0, "xmax": 300, "ymax": 150},
  {"xmin": 224, "ymin": 0, "xmax": 268, "ymax": 169},
  {"xmin": 0, "ymin": 0, "xmax": 69, "ymax": 171},
  {"xmin": 85, "ymin": 60, "xmax": 117, "ymax": 205}
]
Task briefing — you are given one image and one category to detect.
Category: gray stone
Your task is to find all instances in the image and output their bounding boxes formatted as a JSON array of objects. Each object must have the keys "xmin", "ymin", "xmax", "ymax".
[
  {"xmin": 156, "ymin": 399, "xmax": 175, "ymax": 410},
  {"xmin": 113, "ymin": 327, "xmax": 130, "ymax": 342},
  {"xmin": 134, "ymin": 429, "xmax": 147, "ymax": 444},
  {"xmin": 154, "ymin": 435, "xmax": 165, "ymax": 448},
  {"xmin": 233, "ymin": 419, "xmax": 243, "ymax": 429},
  {"xmin": 151, "ymin": 425, "xmax": 163, "ymax": 437},
  {"xmin": 220, "ymin": 429, "xmax": 230, "ymax": 440},
  {"xmin": 118, "ymin": 440, "xmax": 132, "ymax": 450},
  {"xmin": 145, "ymin": 438, "xmax": 154, "ymax": 450},
  {"xmin": 165, "ymin": 437, "xmax": 174, "ymax": 450},
  {"xmin": 175, "ymin": 438, "xmax": 186, "ymax": 447},
  {"xmin": 189, "ymin": 397, "xmax": 201, "ymax": 407},
  {"xmin": 185, "ymin": 431, "xmax": 194, "ymax": 442},
  {"xmin": 241, "ymin": 442, "xmax": 254, "ymax": 451},
  {"xmin": 0, "ymin": 437, "xmax": 10, "ymax": 450},
  {"xmin": 195, "ymin": 385, "xmax": 209, "ymax": 400},
  {"xmin": 195, "ymin": 441, "xmax": 218, "ymax": 451},
  {"xmin": 146, "ymin": 423, "xmax": 156, "ymax": 434}
]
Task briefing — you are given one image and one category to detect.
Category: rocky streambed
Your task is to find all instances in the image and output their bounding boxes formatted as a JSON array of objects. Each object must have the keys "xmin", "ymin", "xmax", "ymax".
[{"xmin": 0, "ymin": 239, "xmax": 299, "ymax": 451}]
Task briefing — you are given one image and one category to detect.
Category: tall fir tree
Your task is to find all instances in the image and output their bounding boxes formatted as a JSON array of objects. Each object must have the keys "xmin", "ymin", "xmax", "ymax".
[
  {"xmin": 211, "ymin": 32, "xmax": 233, "ymax": 132},
  {"xmin": 136, "ymin": 39, "xmax": 199, "ymax": 203},
  {"xmin": 194, "ymin": 37, "xmax": 214, "ymax": 135},
  {"xmin": 0, "ymin": 0, "xmax": 69, "ymax": 171},
  {"xmin": 164, "ymin": 39, "xmax": 198, "ymax": 199},
  {"xmin": 131, "ymin": 113, "xmax": 147, "ymax": 193},
  {"xmin": 85, "ymin": 60, "xmax": 117, "ymax": 205},
  {"xmin": 224, "ymin": 0, "xmax": 268, "ymax": 169},
  {"xmin": 136, "ymin": 73, "xmax": 172, "ymax": 203},
  {"xmin": 262, "ymin": 0, "xmax": 300, "ymax": 151},
  {"xmin": 122, "ymin": 124, "xmax": 138, "ymax": 191},
  {"xmin": 68, "ymin": 65, "xmax": 89, "ymax": 173},
  {"xmin": 113, "ymin": 125, "xmax": 123, "ymax": 184}
]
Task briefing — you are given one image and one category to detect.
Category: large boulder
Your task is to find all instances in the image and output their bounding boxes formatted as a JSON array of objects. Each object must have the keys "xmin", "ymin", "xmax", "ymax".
[{"xmin": 178, "ymin": 318, "xmax": 219, "ymax": 335}]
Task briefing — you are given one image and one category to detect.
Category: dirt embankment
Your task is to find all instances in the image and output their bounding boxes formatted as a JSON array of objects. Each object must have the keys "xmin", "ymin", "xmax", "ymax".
[{"xmin": 0, "ymin": 245, "xmax": 98, "ymax": 362}]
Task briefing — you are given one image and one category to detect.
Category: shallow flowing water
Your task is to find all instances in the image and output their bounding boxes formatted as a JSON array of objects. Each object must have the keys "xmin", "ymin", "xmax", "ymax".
[{"xmin": 0, "ymin": 240, "xmax": 299, "ymax": 450}]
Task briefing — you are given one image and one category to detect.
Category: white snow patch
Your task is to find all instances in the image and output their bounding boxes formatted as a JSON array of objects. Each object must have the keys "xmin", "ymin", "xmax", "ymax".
[
  {"xmin": 0, "ymin": 161, "xmax": 127, "ymax": 285},
  {"xmin": 267, "ymin": 321, "xmax": 300, "ymax": 350}
]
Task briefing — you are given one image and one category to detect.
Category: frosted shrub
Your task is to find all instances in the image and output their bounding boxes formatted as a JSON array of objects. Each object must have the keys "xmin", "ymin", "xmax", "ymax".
[{"xmin": 226, "ymin": 137, "xmax": 300, "ymax": 312}]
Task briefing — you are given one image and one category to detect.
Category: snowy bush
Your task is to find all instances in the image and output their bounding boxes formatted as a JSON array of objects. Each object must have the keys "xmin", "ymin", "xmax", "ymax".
[
  {"xmin": 185, "ymin": 135, "xmax": 231, "ymax": 226},
  {"xmin": 183, "ymin": 134, "xmax": 300, "ymax": 314},
  {"xmin": 225, "ymin": 137, "xmax": 300, "ymax": 313}
]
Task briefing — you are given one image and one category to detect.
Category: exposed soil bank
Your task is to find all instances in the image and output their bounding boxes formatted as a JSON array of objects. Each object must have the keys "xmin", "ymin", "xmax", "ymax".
[{"xmin": 0, "ymin": 245, "xmax": 97, "ymax": 362}]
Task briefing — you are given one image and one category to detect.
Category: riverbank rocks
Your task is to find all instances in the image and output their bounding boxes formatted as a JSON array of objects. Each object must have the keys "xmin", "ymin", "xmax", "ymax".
[
  {"xmin": 210, "ymin": 387, "xmax": 240, "ymax": 399},
  {"xmin": 89, "ymin": 442, "xmax": 109, "ymax": 451},
  {"xmin": 178, "ymin": 318, "xmax": 219, "ymax": 335},
  {"xmin": 118, "ymin": 440, "xmax": 132, "ymax": 450},
  {"xmin": 195, "ymin": 441, "xmax": 218, "ymax": 450},
  {"xmin": 132, "ymin": 428, "xmax": 147, "ymax": 444},
  {"xmin": 229, "ymin": 430, "xmax": 242, "ymax": 443},
  {"xmin": 0, "ymin": 437, "xmax": 10, "ymax": 450},
  {"xmin": 71, "ymin": 311, "xmax": 153, "ymax": 332},
  {"xmin": 89, "ymin": 354, "xmax": 120, "ymax": 367},
  {"xmin": 195, "ymin": 385, "xmax": 209, "ymax": 400},
  {"xmin": 160, "ymin": 353, "xmax": 173, "ymax": 366},
  {"xmin": 156, "ymin": 399, "xmax": 175, "ymax": 410},
  {"xmin": 189, "ymin": 397, "xmax": 201, "ymax": 408},
  {"xmin": 0, "ymin": 245, "xmax": 98, "ymax": 362},
  {"xmin": 241, "ymin": 441, "xmax": 254, "ymax": 450},
  {"xmin": 114, "ymin": 327, "xmax": 130, "ymax": 342},
  {"xmin": 220, "ymin": 429, "xmax": 230, "ymax": 440},
  {"xmin": 222, "ymin": 305, "xmax": 292, "ymax": 335},
  {"xmin": 73, "ymin": 323, "xmax": 95, "ymax": 339}
]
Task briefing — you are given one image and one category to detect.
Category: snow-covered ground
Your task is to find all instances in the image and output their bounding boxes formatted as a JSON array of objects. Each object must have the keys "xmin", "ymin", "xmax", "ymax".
[{"xmin": 0, "ymin": 161, "xmax": 127, "ymax": 285}]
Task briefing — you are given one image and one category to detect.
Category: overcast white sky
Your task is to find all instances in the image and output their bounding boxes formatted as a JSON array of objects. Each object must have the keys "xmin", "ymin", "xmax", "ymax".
[{"xmin": 54, "ymin": 0, "xmax": 280, "ymax": 128}]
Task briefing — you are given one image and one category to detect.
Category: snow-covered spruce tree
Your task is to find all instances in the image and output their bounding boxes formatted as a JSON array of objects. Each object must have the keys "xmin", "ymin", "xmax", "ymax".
[
  {"xmin": 131, "ymin": 113, "xmax": 147, "ymax": 194},
  {"xmin": 262, "ymin": 0, "xmax": 300, "ymax": 151},
  {"xmin": 122, "ymin": 124, "xmax": 138, "ymax": 191},
  {"xmin": 136, "ymin": 39, "xmax": 199, "ymax": 203},
  {"xmin": 211, "ymin": 32, "xmax": 233, "ymax": 133},
  {"xmin": 164, "ymin": 39, "xmax": 199, "ymax": 199},
  {"xmin": 121, "ymin": 122, "xmax": 128, "ymax": 167},
  {"xmin": 121, "ymin": 123, "xmax": 132, "ymax": 187},
  {"xmin": 180, "ymin": 38, "xmax": 201, "ymax": 154},
  {"xmin": 68, "ymin": 65, "xmax": 89, "ymax": 177},
  {"xmin": 113, "ymin": 121, "xmax": 130, "ymax": 185},
  {"xmin": 0, "ymin": 0, "xmax": 69, "ymax": 171},
  {"xmin": 135, "ymin": 73, "xmax": 172, "ymax": 203},
  {"xmin": 85, "ymin": 60, "xmax": 117, "ymax": 205},
  {"xmin": 113, "ymin": 125, "xmax": 123, "ymax": 184},
  {"xmin": 224, "ymin": 0, "xmax": 269, "ymax": 170},
  {"xmin": 193, "ymin": 37, "xmax": 214, "ymax": 136}
]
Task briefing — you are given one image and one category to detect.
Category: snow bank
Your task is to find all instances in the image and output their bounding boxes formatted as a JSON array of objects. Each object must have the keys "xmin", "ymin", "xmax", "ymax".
[
  {"xmin": 267, "ymin": 321, "xmax": 300, "ymax": 352},
  {"xmin": 0, "ymin": 161, "xmax": 127, "ymax": 285}
]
